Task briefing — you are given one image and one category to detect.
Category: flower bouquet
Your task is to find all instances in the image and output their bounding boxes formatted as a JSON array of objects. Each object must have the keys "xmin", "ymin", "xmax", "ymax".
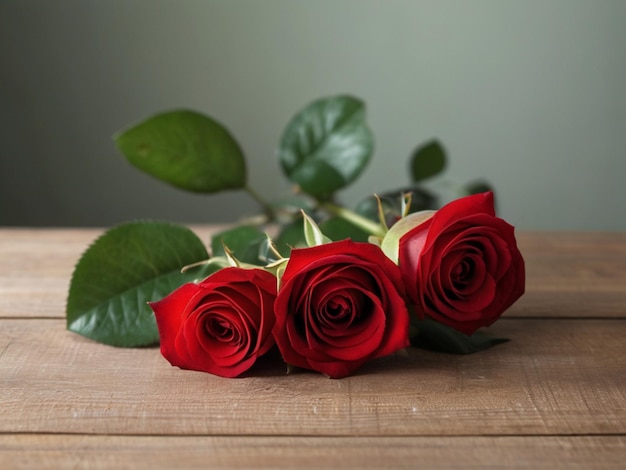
[{"xmin": 66, "ymin": 95, "xmax": 525, "ymax": 378}]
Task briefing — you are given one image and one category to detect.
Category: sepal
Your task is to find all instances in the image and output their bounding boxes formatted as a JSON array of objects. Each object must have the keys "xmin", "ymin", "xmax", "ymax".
[
  {"xmin": 301, "ymin": 210, "xmax": 332, "ymax": 247},
  {"xmin": 380, "ymin": 210, "xmax": 435, "ymax": 263}
]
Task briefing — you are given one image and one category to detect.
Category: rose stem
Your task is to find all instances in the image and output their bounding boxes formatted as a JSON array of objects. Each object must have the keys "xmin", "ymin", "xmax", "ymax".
[
  {"xmin": 244, "ymin": 185, "xmax": 276, "ymax": 222},
  {"xmin": 322, "ymin": 202, "xmax": 387, "ymax": 238}
]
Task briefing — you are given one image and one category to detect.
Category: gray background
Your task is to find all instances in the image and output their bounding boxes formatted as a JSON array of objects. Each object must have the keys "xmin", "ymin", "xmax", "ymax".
[{"xmin": 1, "ymin": 0, "xmax": 625, "ymax": 230}]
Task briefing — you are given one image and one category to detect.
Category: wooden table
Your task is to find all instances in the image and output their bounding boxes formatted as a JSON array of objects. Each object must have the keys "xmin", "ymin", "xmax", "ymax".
[{"xmin": 1, "ymin": 228, "xmax": 625, "ymax": 469}]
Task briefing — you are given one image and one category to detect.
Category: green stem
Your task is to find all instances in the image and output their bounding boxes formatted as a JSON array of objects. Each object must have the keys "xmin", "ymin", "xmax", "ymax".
[
  {"xmin": 244, "ymin": 185, "xmax": 275, "ymax": 221},
  {"xmin": 322, "ymin": 202, "xmax": 386, "ymax": 239}
]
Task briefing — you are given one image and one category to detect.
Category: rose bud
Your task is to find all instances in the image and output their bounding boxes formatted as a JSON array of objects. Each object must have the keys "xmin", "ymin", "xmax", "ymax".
[
  {"xmin": 273, "ymin": 239, "xmax": 410, "ymax": 378},
  {"xmin": 150, "ymin": 267, "xmax": 277, "ymax": 378},
  {"xmin": 381, "ymin": 192, "xmax": 525, "ymax": 335}
]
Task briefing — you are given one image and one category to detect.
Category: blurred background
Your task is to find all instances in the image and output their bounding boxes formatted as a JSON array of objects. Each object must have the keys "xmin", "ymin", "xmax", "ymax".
[{"xmin": 1, "ymin": 0, "xmax": 625, "ymax": 230}]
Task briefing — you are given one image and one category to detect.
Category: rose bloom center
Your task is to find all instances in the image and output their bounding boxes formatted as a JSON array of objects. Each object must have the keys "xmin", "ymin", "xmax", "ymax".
[{"xmin": 205, "ymin": 315, "xmax": 238, "ymax": 343}]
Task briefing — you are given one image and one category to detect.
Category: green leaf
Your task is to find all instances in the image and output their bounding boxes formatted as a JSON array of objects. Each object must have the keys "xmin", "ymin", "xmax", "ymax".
[
  {"xmin": 319, "ymin": 216, "xmax": 370, "ymax": 243},
  {"xmin": 66, "ymin": 221, "xmax": 217, "ymax": 347},
  {"xmin": 210, "ymin": 225, "xmax": 267, "ymax": 266},
  {"xmin": 410, "ymin": 140, "xmax": 446, "ymax": 182},
  {"xmin": 274, "ymin": 219, "xmax": 308, "ymax": 256},
  {"xmin": 355, "ymin": 194, "xmax": 397, "ymax": 223},
  {"xmin": 114, "ymin": 109, "xmax": 246, "ymax": 193},
  {"xmin": 410, "ymin": 317, "xmax": 509, "ymax": 354},
  {"xmin": 355, "ymin": 187, "xmax": 437, "ymax": 226},
  {"xmin": 278, "ymin": 95, "xmax": 374, "ymax": 199},
  {"xmin": 402, "ymin": 186, "xmax": 438, "ymax": 213},
  {"xmin": 465, "ymin": 180, "xmax": 494, "ymax": 196}
]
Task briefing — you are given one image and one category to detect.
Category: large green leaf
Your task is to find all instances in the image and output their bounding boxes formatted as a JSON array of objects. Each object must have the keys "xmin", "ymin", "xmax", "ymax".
[
  {"xmin": 114, "ymin": 110, "xmax": 247, "ymax": 193},
  {"xmin": 278, "ymin": 95, "xmax": 374, "ymax": 199},
  {"xmin": 410, "ymin": 140, "xmax": 446, "ymax": 182},
  {"xmin": 66, "ymin": 221, "xmax": 217, "ymax": 347}
]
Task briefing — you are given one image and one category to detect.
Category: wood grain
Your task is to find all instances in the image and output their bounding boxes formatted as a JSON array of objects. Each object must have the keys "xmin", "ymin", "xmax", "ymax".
[
  {"xmin": 2, "ymin": 435, "xmax": 625, "ymax": 470},
  {"xmin": 0, "ymin": 229, "xmax": 101, "ymax": 318},
  {"xmin": 509, "ymin": 232, "xmax": 626, "ymax": 318},
  {"xmin": 2, "ymin": 318, "xmax": 624, "ymax": 436},
  {"xmin": 2, "ymin": 229, "xmax": 625, "ymax": 468}
]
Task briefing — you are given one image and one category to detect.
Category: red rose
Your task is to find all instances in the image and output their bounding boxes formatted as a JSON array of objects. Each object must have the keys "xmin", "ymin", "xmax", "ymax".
[
  {"xmin": 383, "ymin": 192, "xmax": 524, "ymax": 335},
  {"xmin": 150, "ymin": 267, "xmax": 277, "ymax": 378},
  {"xmin": 273, "ymin": 240, "xmax": 410, "ymax": 378}
]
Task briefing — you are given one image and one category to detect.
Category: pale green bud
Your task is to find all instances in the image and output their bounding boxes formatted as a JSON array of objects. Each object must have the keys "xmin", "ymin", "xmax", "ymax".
[{"xmin": 380, "ymin": 210, "xmax": 435, "ymax": 264}]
